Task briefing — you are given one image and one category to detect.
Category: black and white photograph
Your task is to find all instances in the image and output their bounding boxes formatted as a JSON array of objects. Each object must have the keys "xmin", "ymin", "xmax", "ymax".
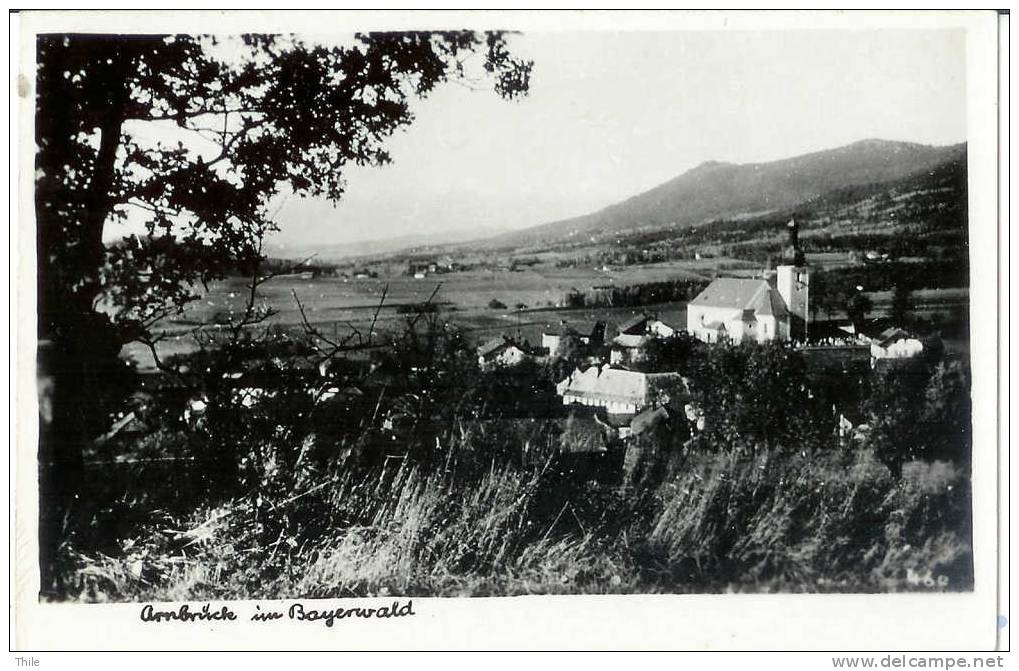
[{"xmin": 12, "ymin": 9, "xmax": 1005, "ymax": 652}]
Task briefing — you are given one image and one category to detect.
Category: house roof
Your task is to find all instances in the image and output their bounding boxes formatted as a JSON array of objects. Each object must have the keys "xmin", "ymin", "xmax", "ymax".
[
  {"xmin": 618, "ymin": 315, "xmax": 649, "ymax": 335},
  {"xmin": 557, "ymin": 366, "xmax": 685, "ymax": 406},
  {"xmin": 612, "ymin": 333, "xmax": 650, "ymax": 349},
  {"xmin": 477, "ymin": 337, "xmax": 512, "ymax": 358},
  {"xmin": 690, "ymin": 277, "xmax": 788, "ymax": 318},
  {"xmin": 648, "ymin": 319, "xmax": 676, "ymax": 336},
  {"xmin": 876, "ymin": 327, "xmax": 915, "ymax": 348}
]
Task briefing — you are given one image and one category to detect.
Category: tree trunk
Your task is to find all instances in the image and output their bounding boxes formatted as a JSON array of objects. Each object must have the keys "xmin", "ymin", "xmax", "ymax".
[{"xmin": 38, "ymin": 80, "xmax": 128, "ymax": 596}]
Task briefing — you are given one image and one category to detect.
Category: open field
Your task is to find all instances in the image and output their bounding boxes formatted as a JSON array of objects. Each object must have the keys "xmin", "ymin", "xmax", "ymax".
[
  {"xmin": 121, "ymin": 256, "xmax": 969, "ymax": 370},
  {"xmin": 122, "ymin": 261, "xmax": 715, "ymax": 369}
]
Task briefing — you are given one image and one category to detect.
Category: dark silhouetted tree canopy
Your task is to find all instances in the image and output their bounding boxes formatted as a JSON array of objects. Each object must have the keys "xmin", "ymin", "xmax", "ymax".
[{"xmin": 36, "ymin": 31, "xmax": 532, "ymax": 341}]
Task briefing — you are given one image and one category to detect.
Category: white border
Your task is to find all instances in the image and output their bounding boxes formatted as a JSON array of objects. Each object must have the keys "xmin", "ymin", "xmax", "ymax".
[{"xmin": 11, "ymin": 9, "xmax": 1003, "ymax": 651}]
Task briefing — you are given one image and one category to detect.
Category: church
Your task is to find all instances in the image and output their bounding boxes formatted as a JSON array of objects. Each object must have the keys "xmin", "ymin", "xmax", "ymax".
[{"xmin": 686, "ymin": 220, "xmax": 810, "ymax": 344}]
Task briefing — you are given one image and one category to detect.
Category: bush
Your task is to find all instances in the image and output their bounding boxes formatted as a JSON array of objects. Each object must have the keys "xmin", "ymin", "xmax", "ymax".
[{"xmin": 487, "ymin": 299, "xmax": 507, "ymax": 310}]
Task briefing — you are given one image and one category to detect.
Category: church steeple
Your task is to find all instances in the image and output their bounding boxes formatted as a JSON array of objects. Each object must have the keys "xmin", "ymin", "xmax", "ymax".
[
  {"xmin": 783, "ymin": 218, "xmax": 806, "ymax": 267},
  {"xmin": 777, "ymin": 218, "xmax": 810, "ymax": 341}
]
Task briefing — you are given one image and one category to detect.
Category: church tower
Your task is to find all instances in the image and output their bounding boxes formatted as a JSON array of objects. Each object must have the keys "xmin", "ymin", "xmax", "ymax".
[{"xmin": 776, "ymin": 218, "xmax": 809, "ymax": 340}]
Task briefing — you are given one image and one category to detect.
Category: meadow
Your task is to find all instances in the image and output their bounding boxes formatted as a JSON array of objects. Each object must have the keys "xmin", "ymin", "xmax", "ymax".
[
  {"xmin": 122, "ymin": 260, "xmax": 713, "ymax": 370},
  {"xmin": 122, "ymin": 252, "xmax": 970, "ymax": 371}
]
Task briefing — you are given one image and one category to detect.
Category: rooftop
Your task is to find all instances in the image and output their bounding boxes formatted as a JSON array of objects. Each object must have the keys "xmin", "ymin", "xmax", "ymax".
[
  {"xmin": 477, "ymin": 337, "xmax": 513, "ymax": 358},
  {"xmin": 617, "ymin": 314, "xmax": 650, "ymax": 335},
  {"xmin": 557, "ymin": 365, "xmax": 686, "ymax": 406},
  {"xmin": 689, "ymin": 277, "xmax": 788, "ymax": 318}
]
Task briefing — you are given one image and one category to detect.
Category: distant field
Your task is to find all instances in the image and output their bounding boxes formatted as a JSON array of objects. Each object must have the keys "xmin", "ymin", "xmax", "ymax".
[
  {"xmin": 121, "ymin": 259, "xmax": 969, "ymax": 371},
  {"xmin": 122, "ymin": 262, "xmax": 709, "ymax": 369}
]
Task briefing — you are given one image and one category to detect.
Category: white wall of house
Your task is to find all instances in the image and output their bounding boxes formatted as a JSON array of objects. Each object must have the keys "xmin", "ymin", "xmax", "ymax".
[
  {"xmin": 563, "ymin": 395, "xmax": 638, "ymax": 414},
  {"xmin": 479, "ymin": 345, "xmax": 528, "ymax": 368},
  {"xmin": 541, "ymin": 333, "xmax": 560, "ymax": 353},
  {"xmin": 648, "ymin": 320, "xmax": 675, "ymax": 338},
  {"xmin": 497, "ymin": 346, "xmax": 526, "ymax": 366},
  {"xmin": 871, "ymin": 338, "xmax": 924, "ymax": 359}
]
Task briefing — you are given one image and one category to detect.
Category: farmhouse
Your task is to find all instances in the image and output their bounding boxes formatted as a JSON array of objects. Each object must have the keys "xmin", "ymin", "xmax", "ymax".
[
  {"xmin": 610, "ymin": 315, "xmax": 677, "ymax": 365},
  {"xmin": 609, "ymin": 333, "xmax": 651, "ymax": 365},
  {"xmin": 687, "ymin": 219, "xmax": 810, "ymax": 344},
  {"xmin": 617, "ymin": 314, "xmax": 676, "ymax": 338},
  {"xmin": 541, "ymin": 320, "xmax": 606, "ymax": 355},
  {"xmin": 865, "ymin": 327, "xmax": 925, "ymax": 360},
  {"xmin": 555, "ymin": 364, "xmax": 686, "ymax": 415},
  {"xmin": 477, "ymin": 337, "xmax": 529, "ymax": 368}
]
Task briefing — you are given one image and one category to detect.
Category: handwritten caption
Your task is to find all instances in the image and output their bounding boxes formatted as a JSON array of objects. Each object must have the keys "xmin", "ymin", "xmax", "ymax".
[{"xmin": 140, "ymin": 600, "xmax": 415, "ymax": 627}]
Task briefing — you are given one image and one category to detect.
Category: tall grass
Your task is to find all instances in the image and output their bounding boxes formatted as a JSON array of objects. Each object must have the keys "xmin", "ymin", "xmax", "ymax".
[{"xmin": 54, "ymin": 422, "xmax": 971, "ymax": 601}]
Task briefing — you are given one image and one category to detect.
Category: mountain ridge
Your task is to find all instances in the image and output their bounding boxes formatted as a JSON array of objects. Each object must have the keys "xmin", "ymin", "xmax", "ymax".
[{"xmin": 484, "ymin": 138, "xmax": 966, "ymax": 248}]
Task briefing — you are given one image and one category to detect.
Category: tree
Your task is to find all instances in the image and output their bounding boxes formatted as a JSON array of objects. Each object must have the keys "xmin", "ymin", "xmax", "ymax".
[
  {"xmin": 685, "ymin": 342, "xmax": 834, "ymax": 451},
  {"xmin": 863, "ymin": 359, "xmax": 970, "ymax": 474},
  {"xmin": 34, "ymin": 31, "xmax": 532, "ymax": 589},
  {"xmin": 845, "ymin": 292, "xmax": 873, "ymax": 331},
  {"xmin": 890, "ymin": 284, "xmax": 913, "ymax": 325},
  {"xmin": 38, "ymin": 32, "xmax": 530, "ymax": 339},
  {"xmin": 918, "ymin": 360, "xmax": 972, "ymax": 465},
  {"xmin": 642, "ymin": 333, "xmax": 700, "ymax": 373},
  {"xmin": 808, "ymin": 270, "xmax": 845, "ymax": 321}
]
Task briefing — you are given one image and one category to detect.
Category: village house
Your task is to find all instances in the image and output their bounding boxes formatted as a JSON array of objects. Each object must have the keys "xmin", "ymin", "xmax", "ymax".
[
  {"xmin": 610, "ymin": 333, "xmax": 652, "ymax": 365},
  {"xmin": 617, "ymin": 314, "xmax": 676, "ymax": 339},
  {"xmin": 555, "ymin": 364, "xmax": 686, "ymax": 415},
  {"xmin": 541, "ymin": 320, "xmax": 606, "ymax": 355},
  {"xmin": 687, "ymin": 219, "xmax": 810, "ymax": 344},
  {"xmin": 476, "ymin": 336, "xmax": 529, "ymax": 368},
  {"xmin": 609, "ymin": 314, "xmax": 677, "ymax": 365},
  {"xmin": 864, "ymin": 327, "xmax": 925, "ymax": 360}
]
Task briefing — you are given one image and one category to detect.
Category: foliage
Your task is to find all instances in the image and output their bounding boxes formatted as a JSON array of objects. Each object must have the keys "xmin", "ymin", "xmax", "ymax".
[
  {"xmin": 561, "ymin": 279, "xmax": 710, "ymax": 309},
  {"xmin": 37, "ymin": 32, "xmax": 532, "ymax": 337},
  {"xmin": 845, "ymin": 292, "xmax": 873, "ymax": 330},
  {"xmin": 864, "ymin": 359, "xmax": 972, "ymax": 473},
  {"xmin": 890, "ymin": 285, "xmax": 914, "ymax": 324},
  {"xmin": 684, "ymin": 342, "xmax": 835, "ymax": 451},
  {"xmin": 641, "ymin": 333, "xmax": 701, "ymax": 373}
]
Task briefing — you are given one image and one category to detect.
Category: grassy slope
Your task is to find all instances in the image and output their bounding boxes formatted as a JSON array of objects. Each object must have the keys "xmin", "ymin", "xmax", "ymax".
[{"xmin": 58, "ymin": 441, "xmax": 972, "ymax": 601}]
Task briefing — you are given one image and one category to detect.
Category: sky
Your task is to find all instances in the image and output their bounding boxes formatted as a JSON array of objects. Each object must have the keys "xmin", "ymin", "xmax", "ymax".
[{"xmin": 183, "ymin": 30, "xmax": 973, "ymax": 249}]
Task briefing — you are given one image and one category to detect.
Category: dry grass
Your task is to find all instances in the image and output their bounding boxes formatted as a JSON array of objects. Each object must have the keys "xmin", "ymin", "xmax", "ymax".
[{"xmin": 52, "ymin": 429, "xmax": 972, "ymax": 602}]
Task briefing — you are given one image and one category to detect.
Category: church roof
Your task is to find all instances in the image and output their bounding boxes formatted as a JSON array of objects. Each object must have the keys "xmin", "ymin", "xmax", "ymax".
[{"xmin": 690, "ymin": 277, "xmax": 788, "ymax": 318}]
